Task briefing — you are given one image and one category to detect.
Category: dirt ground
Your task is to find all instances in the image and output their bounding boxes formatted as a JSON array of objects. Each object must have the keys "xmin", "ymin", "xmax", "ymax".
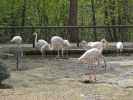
[{"xmin": 0, "ymin": 54, "xmax": 133, "ymax": 100}]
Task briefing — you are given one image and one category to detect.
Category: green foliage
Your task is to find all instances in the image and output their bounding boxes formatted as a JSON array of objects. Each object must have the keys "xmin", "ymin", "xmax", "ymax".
[
  {"xmin": 0, "ymin": 0, "xmax": 132, "ymax": 26},
  {"xmin": 0, "ymin": 0, "xmax": 133, "ymax": 42}
]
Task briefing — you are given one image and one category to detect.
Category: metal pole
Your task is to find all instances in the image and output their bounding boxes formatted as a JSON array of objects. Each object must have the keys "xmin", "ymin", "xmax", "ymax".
[
  {"xmin": 16, "ymin": 45, "xmax": 19, "ymax": 71},
  {"xmin": 33, "ymin": 34, "xmax": 35, "ymax": 48},
  {"xmin": 16, "ymin": 44, "xmax": 22, "ymax": 71}
]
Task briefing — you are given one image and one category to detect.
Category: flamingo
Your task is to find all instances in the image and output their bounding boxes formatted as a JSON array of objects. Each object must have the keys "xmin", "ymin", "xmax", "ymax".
[
  {"xmin": 78, "ymin": 47, "xmax": 106, "ymax": 82},
  {"xmin": 11, "ymin": 36, "xmax": 22, "ymax": 44},
  {"xmin": 87, "ymin": 39, "xmax": 108, "ymax": 71},
  {"xmin": 51, "ymin": 36, "xmax": 71, "ymax": 57},
  {"xmin": 10, "ymin": 35, "xmax": 23, "ymax": 70},
  {"xmin": 79, "ymin": 40, "xmax": 88, "ymax": 50},
  {"xmin": 40, "ymin": 43, "xmax": 51, "ymax": 56},
  {"xmin": 36, "ymin": 39, "xmax": 48, "ymax": 49},
  {"xmin": 88, "ymin": 39, "xmax": 109, "ymax": 52},
  {"xmin": 116, "ymin": 42, "xmax": 123, "ymax": 55},
  {"xmin": 33, "ymin": 32, "xmax": 49, "ymax": 56},
  {"xmin": 88, "ymin": 41, "xmax": 104, "ymax": 52},
  {"xmin": 41, "ymin": 39, "xmax": 70, "ymax": 57},
  {"xmin": 33, "ymin": 32, "xmax": 47, "ymax": 48}
]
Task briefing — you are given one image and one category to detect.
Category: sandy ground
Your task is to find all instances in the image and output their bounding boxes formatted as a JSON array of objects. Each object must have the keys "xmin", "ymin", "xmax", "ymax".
[{"xmin": 0, "ymin": 54, "xmax": 133, "ymax": 100}]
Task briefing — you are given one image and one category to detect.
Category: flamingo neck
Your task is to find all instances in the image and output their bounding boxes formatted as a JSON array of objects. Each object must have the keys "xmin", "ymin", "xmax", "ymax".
[
  {"xmin": 49, "ymin": 44, "xmax": 53, "ymax": 50},
  {"xmin": 35, "ymin": 33, "xmax": 37, "ymax": 47}
]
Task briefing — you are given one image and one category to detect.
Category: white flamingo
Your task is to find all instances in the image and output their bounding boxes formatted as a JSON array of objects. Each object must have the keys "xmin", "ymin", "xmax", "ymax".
[
  {"xmin": 41, "ymin": 39, "xmax": 70, "ymax": 57},
  {"xmin": 33, "ymin": 32, "xmax": 47, "ymax": 48},
  {"xmin": 11, "ymin": 36, "xmax": 22, "ymax": 44},
  {"xmin": 51, "ymin": 36, "xmax": 71, "ymax": 57},
  {"xmin": 64, "ymin": 40, "xmax": 71, "ymax": 47},
  {"xmin": 33, "ymin": 32, "xmax": 50, "ymax": 56},
  {"xmin": 88, "ymin": 39, "xmax": 109, "ymax": 52},
  {"xmin": 88, "ymin": 41, "xmax": 104, "ymax": 52},
  {"xmin": 11, "ymin": 35, "xmax": 23, "ymax": 70},
  {"xmin": 79, "ymin": 40, "xmax": 88, "ymax": 50},
  {"xmin": 116, "ymin": 42, "xmax": 123, "ymax": 55},
  {"xmin": 40, "ymin": 43, "xmax": 51, "ymax": 56},
  {"xmin": 78, "ymin": 47, "xmax": 106, "ymax": 82},
  {"xmin": 36, "ymin": 39, "xmax": 49, "ymax": 49}
]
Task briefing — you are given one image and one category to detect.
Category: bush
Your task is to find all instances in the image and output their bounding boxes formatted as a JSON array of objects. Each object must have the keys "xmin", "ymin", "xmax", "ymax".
[{"xmin": 0, "ymin": 61, "xmax": 10, "ymax": 84}]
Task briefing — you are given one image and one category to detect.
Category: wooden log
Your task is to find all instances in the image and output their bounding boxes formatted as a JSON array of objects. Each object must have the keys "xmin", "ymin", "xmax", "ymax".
[
  {"xmin": 23, "ymin": 48, "xmax": 133, "ymax": 55},
  {"xmin": 8, "ymin": 46, "xmax": 133, "ymax": 56}
]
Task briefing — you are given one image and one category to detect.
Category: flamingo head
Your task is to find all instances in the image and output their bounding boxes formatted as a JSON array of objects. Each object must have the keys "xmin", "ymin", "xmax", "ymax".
[
  {"xmin": 33, "ymin": 32, "xmax": 37, "ymax": 36},
  {"xmin": 64, "ymin": 40, "xmax": 71, "ymax": 47},
  {"xmin": 81, "ymin": 40, "xmax": 87, "ymax": 44},
  {"xmin": 101, "ymin": 38, "xmax": 110, "ymax": 48}
]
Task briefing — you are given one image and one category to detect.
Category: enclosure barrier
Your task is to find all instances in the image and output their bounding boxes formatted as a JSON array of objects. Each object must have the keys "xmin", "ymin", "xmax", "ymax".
[{"xmin": 0, "ymin": 25, "xmax": 133, "ymax": 45}]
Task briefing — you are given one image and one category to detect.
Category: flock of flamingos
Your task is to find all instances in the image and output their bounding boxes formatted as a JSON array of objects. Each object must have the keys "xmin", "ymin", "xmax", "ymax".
[{"xmin": 10, "ymin": 33, "xmax": 124, "ymax": 82}]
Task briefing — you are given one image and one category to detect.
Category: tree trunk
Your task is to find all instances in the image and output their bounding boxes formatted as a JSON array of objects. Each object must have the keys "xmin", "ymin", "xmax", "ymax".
[
  {"xmin": 9, "ymin": 0, "xmax": 16, "ymax": 35},
  {"xmin": 104, "ymin": 0, "xmax": 113, "ymax": 41},
  {"xmin": 68, "ymin": 0, "xmax": 79, "ymax": 46},
  {"xmin": 21, "ymin": 0, "xmax": 27, "ymax": 26},
  {"xmin": 122, "ymin": 0, "xmax": 128, "ymax": 41},
  {"xmin": 111, "ymin": 0, "xmax": 117, "ymax": 41},
  {"xmin": 117, "ymin": 0, "xmax": 129, "ymax": 42},
  {"xmin": 91, "ymin": 0, "xmax": 97, "ymax": 41}
]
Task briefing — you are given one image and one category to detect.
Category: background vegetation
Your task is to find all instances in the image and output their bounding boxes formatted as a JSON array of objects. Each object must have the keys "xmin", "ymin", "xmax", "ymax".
[{"xmin": 0, "ymin": 0, "xmax": 133, "ymax": 43}]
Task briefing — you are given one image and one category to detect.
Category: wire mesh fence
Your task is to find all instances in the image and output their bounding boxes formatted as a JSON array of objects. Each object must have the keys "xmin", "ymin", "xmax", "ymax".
[{"xmin": 0, "ymin": 25, "xmax": 133, "ymax": 44}]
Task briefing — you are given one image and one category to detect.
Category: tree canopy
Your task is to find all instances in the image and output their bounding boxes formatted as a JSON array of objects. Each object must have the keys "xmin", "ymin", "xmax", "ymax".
[{"xmin": 0, "ymin": 0, "xmax": 133, "ymax": 42}]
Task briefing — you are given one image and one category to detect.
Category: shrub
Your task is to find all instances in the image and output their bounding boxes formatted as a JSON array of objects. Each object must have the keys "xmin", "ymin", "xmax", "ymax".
[{"xmin": 0, "ymin": 61, "xmax": 10, "ymax": 84}]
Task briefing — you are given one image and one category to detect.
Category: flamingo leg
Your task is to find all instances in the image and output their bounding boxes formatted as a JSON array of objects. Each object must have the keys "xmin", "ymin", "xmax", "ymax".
[
  {"xmin": 119, "ymin": 49, "xmax": 122, "ymax": 55},
  {"xmin": 117, "ymin": 49, "xmax": 121, "ymax": 56},
  {"xmin": 88, "ymin": 65, "xmax": 91, "ymax": 80},
  {"xmin": 87, "ymin": 58, "xmax": 92, "ymax": 80},
  {"xmin": 57, "ymin": 48, "xmax": 60, "ymax": 57},
  {"xmin": 88, "ymin": 65, "xmax": 96, "ymax": 82},
  {"xmin": 102, "ymin": 55, "xmax": 107, "ymax": 72},
  {"xmin": 93, "ymin": 65, "xmax": 96, "ymax": 82},
  {"xmin": 92, "ymin": 58, "xmax": 97, "ymax": 82},
  {"xmin": 88, "ymin": 57, "xmax": 97, "ymax": 82},
  {"xmin": 41, "ymin": 51, "xmax": 44, "ymax": 57},
  {"xmin": 20, "ymin": 45, "xmax": 23, "ymax": 70},
  {"xmin": 66, "ymin": 48, "xmax": 69, "ymax": 57},
  {"xmin": 45, "ymin": 50, "xmax": 48, "ymax": 57},
  {"xmin": 42, "ymin": 50, "xmax": 47, "ymax": 57},
  {"xmin": 90, "ymin": 66, "xmax": 93, "ymax": 81},
  {"xmin": 16, "ymin": 45, "xmax": 19, "ymax": 71},
  {"xmin": 61, "ymin": 48, "xmax": 64, "ymax": 57}
]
